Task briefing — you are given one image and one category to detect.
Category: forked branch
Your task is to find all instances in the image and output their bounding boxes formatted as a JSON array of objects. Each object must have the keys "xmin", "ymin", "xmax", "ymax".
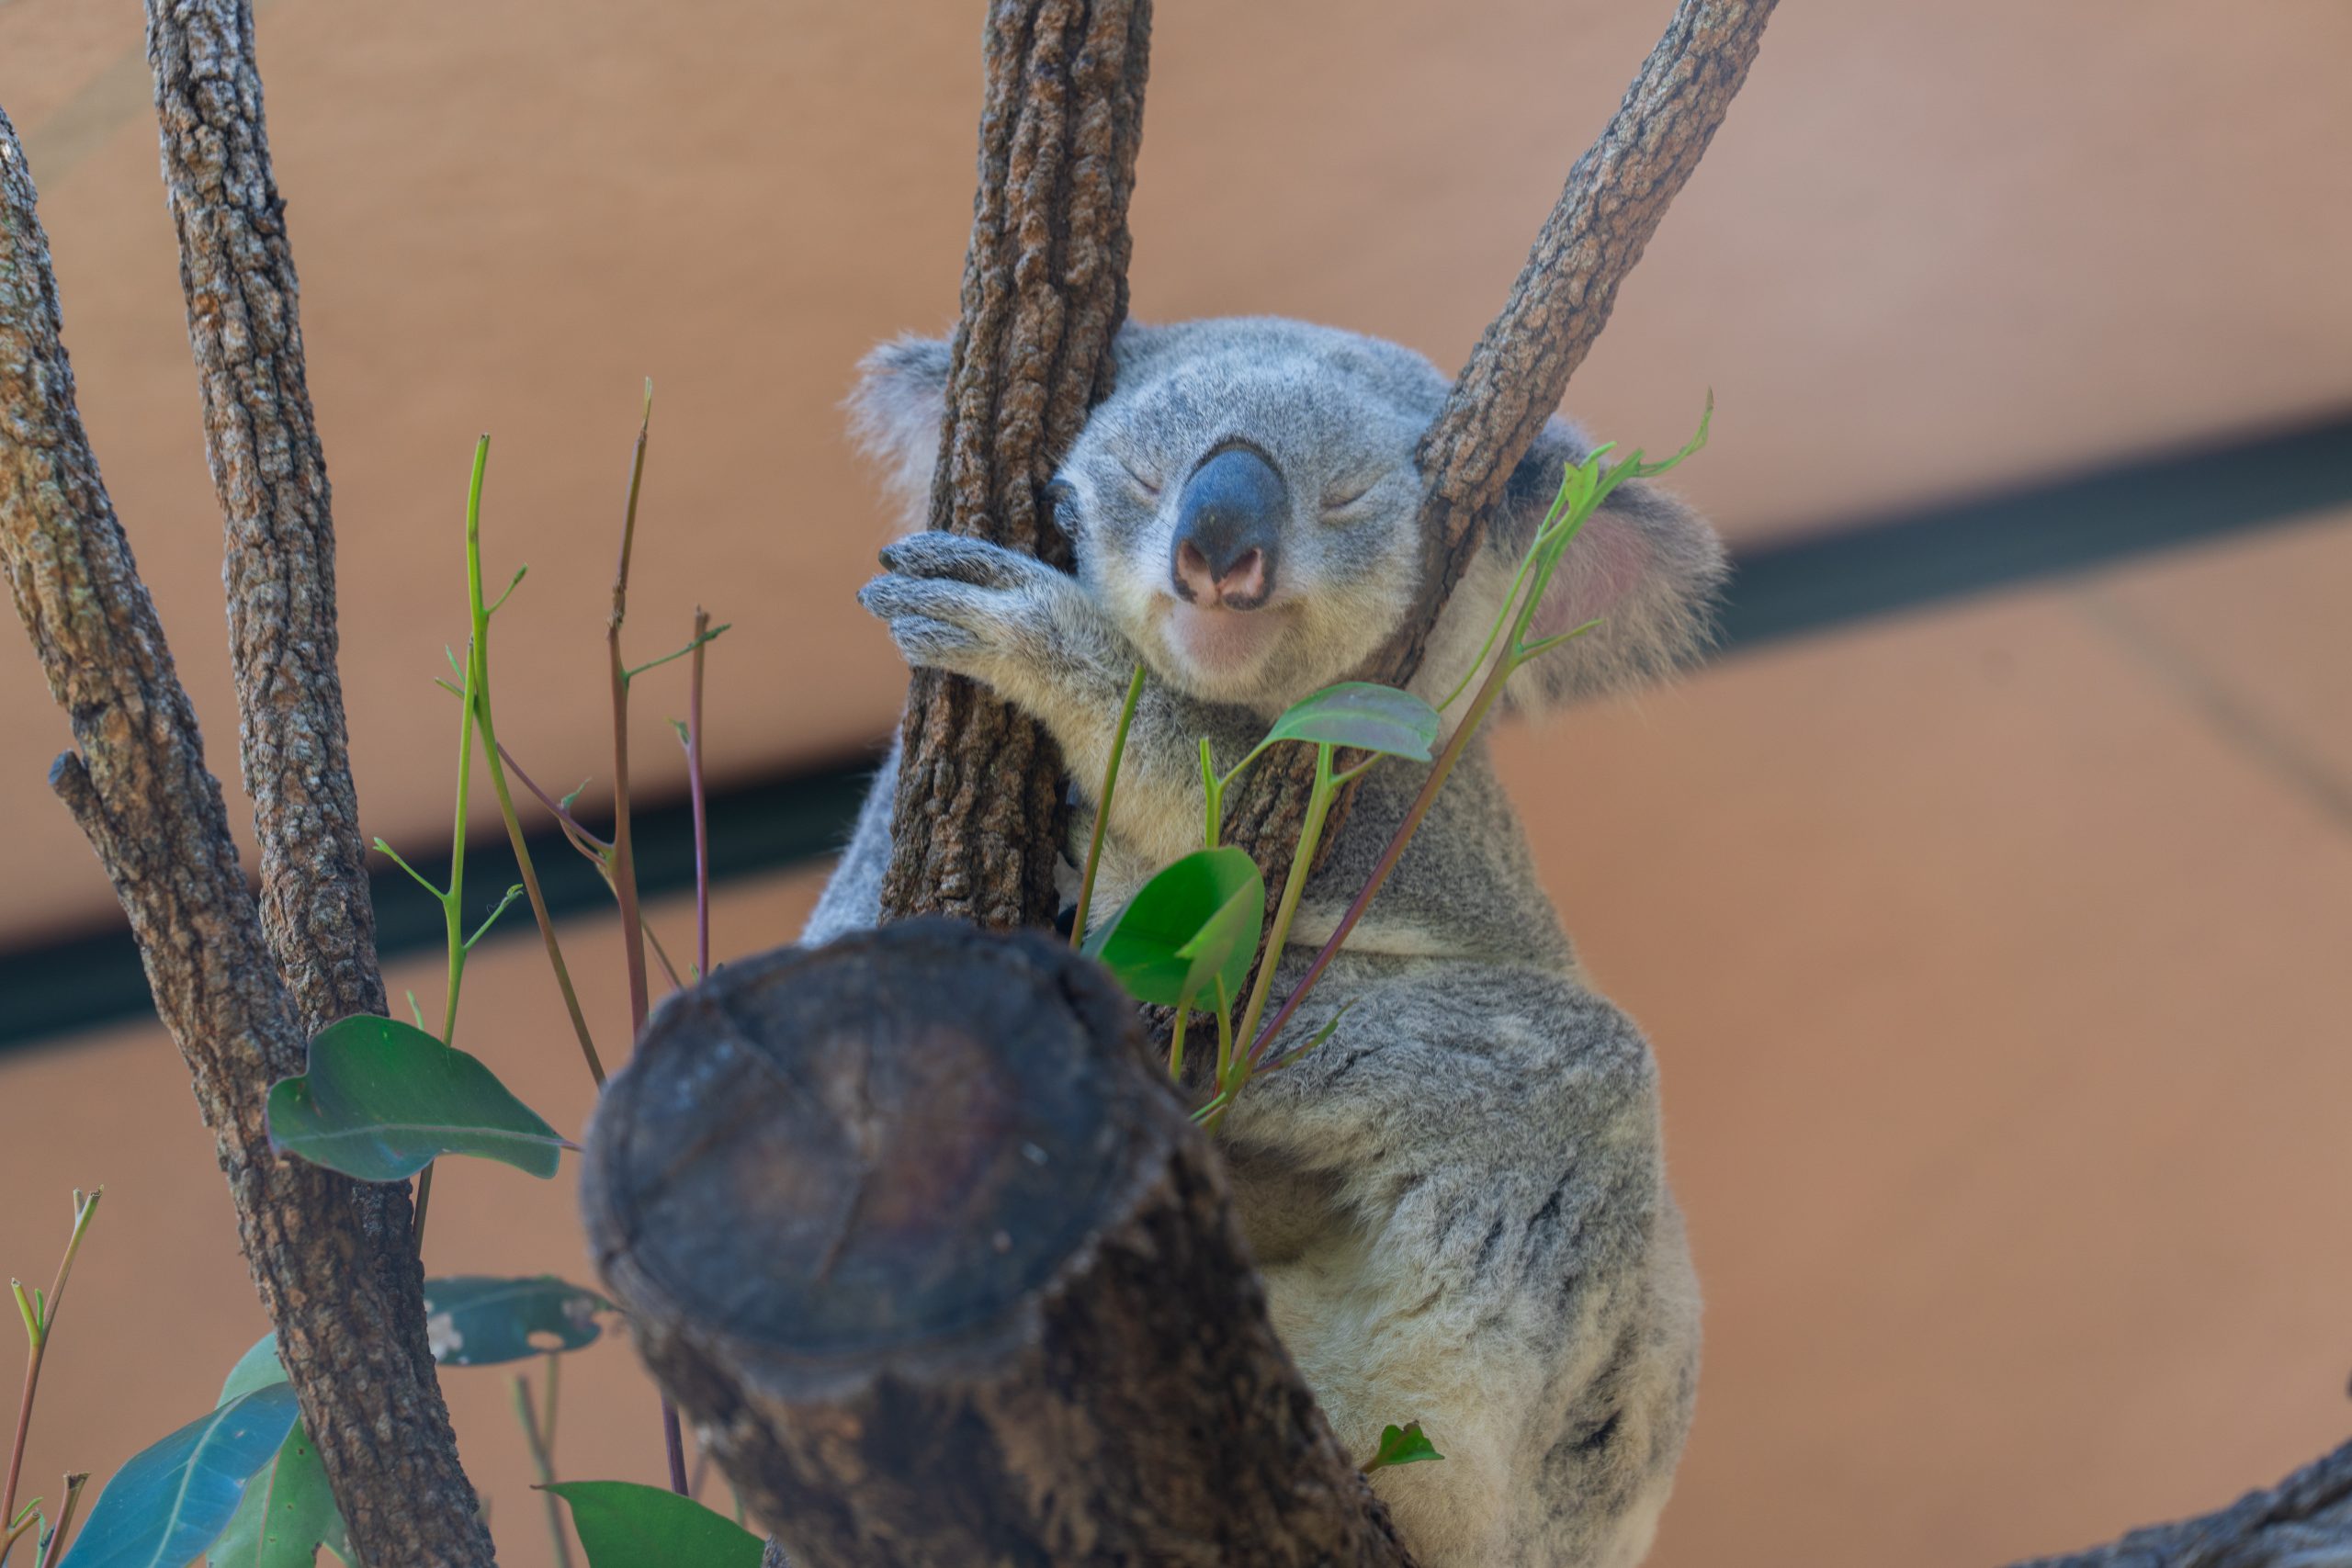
[{"xmin": 0, "ymin": 100, "xmax": 494, "ymax": 1566}]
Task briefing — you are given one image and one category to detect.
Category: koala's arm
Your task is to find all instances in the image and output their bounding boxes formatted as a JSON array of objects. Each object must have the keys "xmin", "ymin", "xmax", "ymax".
[{"xmin": 858, "ymin": 531, "xmax": 1261, "ymax": 871}]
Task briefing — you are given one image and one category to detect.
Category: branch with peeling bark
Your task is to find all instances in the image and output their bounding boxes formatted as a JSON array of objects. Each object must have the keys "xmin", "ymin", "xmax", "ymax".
[{"xmin": 0, "ymin": 93, "xmax": 494, "ymax": 1568}]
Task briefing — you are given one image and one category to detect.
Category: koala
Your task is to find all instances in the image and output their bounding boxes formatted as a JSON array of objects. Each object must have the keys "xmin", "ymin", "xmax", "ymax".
[{"xmin": 808, "ymin": 317, "xmax": 1717, "ymax": 1568}]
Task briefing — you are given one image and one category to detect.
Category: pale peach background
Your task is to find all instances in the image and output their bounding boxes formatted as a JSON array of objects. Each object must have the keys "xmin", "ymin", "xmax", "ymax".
[{"xmin": 1, "ymin": 3, "xmax": 2348, "ymax": 1565}]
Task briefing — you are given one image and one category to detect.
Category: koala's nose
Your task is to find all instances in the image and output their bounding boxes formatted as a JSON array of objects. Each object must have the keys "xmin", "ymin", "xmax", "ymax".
[{"xmin": 1170, "ymin": 444, "xmax": 1285, "ymax": 610}]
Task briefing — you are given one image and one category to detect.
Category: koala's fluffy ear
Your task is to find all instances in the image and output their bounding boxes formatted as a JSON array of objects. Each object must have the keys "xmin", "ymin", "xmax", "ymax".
[
  {"xmin": 846, "ymin": 334, "xmax": 954, "ymax": 528},
  {"xmin": 1476, "ymin": 416, "xmax": 1728, "ymax": 712}
]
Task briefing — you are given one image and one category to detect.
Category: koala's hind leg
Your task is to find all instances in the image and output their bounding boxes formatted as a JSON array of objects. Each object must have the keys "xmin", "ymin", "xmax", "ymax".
[{"xmin": 1223, "ymin": 955, "xmax": 1699, "ymax": 1568}]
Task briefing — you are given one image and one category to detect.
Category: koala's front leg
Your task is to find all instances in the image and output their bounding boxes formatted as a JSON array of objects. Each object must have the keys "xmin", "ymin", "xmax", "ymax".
[{"xmin": 859, "ymin": 533, "xmax": 1245, "ymax": 870}]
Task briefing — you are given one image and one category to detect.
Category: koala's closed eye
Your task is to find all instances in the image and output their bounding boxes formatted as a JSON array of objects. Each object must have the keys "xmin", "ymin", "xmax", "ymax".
[
  {"xmin": 1321, "ymin": 471, "xmax": 1393, "ymax": 517},
  {"xmin": 1116, "ymin": 455, "xmax": 1163, "ymax": 497}
]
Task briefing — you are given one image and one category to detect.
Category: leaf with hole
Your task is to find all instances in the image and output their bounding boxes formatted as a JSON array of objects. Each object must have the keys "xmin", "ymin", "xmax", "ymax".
[
  {"xmin": 422, "ymin": 1275, "xmax": 610, "ymax": 1366},
  {"xmin": 1261, "ymin": 682, "xmax": 1439, "ymax": 761},
  {"xmin": 1363, "ymin": 1419, "xmax": 1444, "ymax": 1473},
  {"xmin": 57, "ymin": 1384, "xmax": 300, "ymax": 1568},
  {"xmin": 266, "ymin": 1015, "xmax": 568, "ymax": 1181},
  {"xmin": 1081, "ymin": 846, "xmax": 1263, "ymax": 1011},
  {"xmin": 542, "ymin": 1482, "xmax": 763, "ymax": 1568}
]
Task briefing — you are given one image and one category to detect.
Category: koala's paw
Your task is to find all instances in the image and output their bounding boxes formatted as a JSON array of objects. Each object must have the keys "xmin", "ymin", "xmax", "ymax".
[{"xmin": 858, "ymin": 533, "xmax": 1094, "ymax": 687}]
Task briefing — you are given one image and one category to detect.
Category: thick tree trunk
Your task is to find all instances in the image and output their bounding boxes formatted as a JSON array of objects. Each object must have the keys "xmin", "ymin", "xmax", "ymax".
[
  {"xmin": 877, "ymin": 0, "xmax": 1151, "ymax": 929},
  {"xmin": 582, "ymin": 921, "xmax": 1413, "ymax": 1567},
  {"xmin": 141, "ymin": 7, "xmax": 481, "ymax": 1554},
  {"xmin": 0, "ymin": 101, "xmax": 495, "ymax": 1568},
  {"xmin": 1219, "ymin": 0, "xmax": 1780, "ymax": 896}
]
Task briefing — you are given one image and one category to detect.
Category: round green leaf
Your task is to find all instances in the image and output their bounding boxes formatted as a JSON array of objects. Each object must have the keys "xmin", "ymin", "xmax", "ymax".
[
  {"xmin": 543, "ymin": 1482, "xmax": 763, "ymax": 1568},
  {"xmin": 422, "ymin": 1275, "xmax": 610, "ymax": 1366},
  {"xmin": 1261, "ymin": 682, "xmax": 1439, "ymax": 761},
  {"xmin": 59, "ymin": 1384, "xmax": 300, "ymax": 1568},
  {"xmin": 266, "ymin": 1015, "xmax": 568, "ymax": 1181},
  {"xmin": 1081, "ymin": 846, "xmax": 1263, "ymax": 1010}
]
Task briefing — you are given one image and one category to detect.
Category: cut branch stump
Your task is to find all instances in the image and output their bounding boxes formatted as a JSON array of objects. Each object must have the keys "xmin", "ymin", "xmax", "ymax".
[{"xmin": 583, "ymin": 921, "xmax": 1414, "ymax": 1567}]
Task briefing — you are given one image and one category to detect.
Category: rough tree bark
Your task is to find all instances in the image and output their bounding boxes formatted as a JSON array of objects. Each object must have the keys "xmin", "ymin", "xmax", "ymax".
[
  {"xmin": 1219, "ymin": 0, "xmax": 1779, "ymax": 895},
  {"xmin": 584, "ymin": 922, "xmax": 1413, "ymax": 1567},
  {"xmin": 876, "ymin": 0, "xmax": 1150, "ymax": 929},
  {"xmin": 141, "ymin": 4, "xmax": 481, "ymax": 1550},
  {"xmin": 2008, "ymin": 1438, "xmax": 2352, "ymax": 1568},
  {"xmin": 0, "ymin": 102, "xmax": 496, "ymax": 1568}
]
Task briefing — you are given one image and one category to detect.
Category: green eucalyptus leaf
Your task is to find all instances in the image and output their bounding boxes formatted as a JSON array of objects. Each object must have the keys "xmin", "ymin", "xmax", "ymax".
[
  {"xmin": 422, "ymin": 1276, "xmax": 610, "ymax": 1366},
  {"xmin": 204, "ymin": 1425, "xmax": 346, "ymax": 1568},
  {"xmin": 1261, "ymin": 682, "xmax": 1438, "ymax": 762},
  {"xmin": 207, "ymin": 1336, "xmax": 348, "ymax": 1567},
  {"xmin": 1081, "ymin": 847, "xmax": 1263, "ymax": 1011},
  {"xmin": 1363, "ymin": 1419, "xmax": 1445, "ymax": 1473},
  {"xmin": 216, "ymin": 1335, "xmax": 285, "ymax": 1406},
  {"xmin": 266, "ymin": 1015, "xmax": 568, "ymax": 1182},
  {"xmin": 542, "ymin": 1482, "xmax": 763, "ymax": 1568},
  {"xmin": 58, "ymin": 1385, "xmax": 300, "ymax": 1568}
]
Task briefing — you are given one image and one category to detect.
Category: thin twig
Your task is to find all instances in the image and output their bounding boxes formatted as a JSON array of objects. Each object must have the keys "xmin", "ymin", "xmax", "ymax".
[
  {"xmin": 607, "ymin": 390, "xmax": 654, "ymax": 1056},
  {"xmin": 687, "ymin": 608, "xmax": 712, "ymax": 984},
  {"xmin": 39, "ymin": 1472, "xmax": 85, "ymax": 1568},
  {"xmin": 466, "ymin": 437, "xmax": 607, "ymax": 1089},
  {"xmin": 597, "ymin": 386, "xmax": 692, "ymax": 1496},
  {"xmin": 1, "ymin": 1190, "xmax": 98, "ymax": 1565},
  {"xmin": 511, "ymin": 1359, "xmax": 573, "ymax": 1568}
]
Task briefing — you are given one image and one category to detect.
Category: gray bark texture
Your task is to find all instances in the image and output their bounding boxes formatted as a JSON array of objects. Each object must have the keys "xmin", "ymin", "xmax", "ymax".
[
  {"xmin": 0, "ymin": 90, "xmax": 495, "ymax": 1568},
  {"xmin": 877, "ymin": 0, "xmax": 1150, "ymax": 930},
  {"xmin": 2009, "ymin": 1436, "xmax": 2352, "ymax": 1568},
  {"xmin": 582, "ymin": 921, "xmax": 1415, "ymax": 1567}
]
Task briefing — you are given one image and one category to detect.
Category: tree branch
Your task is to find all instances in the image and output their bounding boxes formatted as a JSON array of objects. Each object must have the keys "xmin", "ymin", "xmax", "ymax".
[
  {"xmin": 1218, "ymin": 0, "xmax": 1779, "ymax": 897},
  {"xmin": 140, "ymin": 0, "xmax": 480, "ymax": 1536},
  {"xmin": 876, "ymin": 0, "xmax": 1151, "ymax": 928},
  {"xmin": 0, "ymin": 100, "xmax": 495, "ymax": 1568},
  {"xmin": 2009, "ymin": 1435, "xmax": 2352, "ymax": 1568},
  {"xmin": 583, "ymin": 922, "xmax": 1414, "ymax": 1567}
]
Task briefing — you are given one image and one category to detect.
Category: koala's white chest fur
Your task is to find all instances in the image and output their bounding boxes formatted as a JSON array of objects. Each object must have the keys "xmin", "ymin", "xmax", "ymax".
[{"xmin": 821, "ymin": 314, "xmax": 1722, "ymax": 1566}]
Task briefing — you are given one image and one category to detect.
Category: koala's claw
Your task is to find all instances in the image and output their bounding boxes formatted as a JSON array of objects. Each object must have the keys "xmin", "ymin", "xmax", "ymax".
[{"xmin": 877, "ymin": 531, "xmax": 1044, "ymax": 589}]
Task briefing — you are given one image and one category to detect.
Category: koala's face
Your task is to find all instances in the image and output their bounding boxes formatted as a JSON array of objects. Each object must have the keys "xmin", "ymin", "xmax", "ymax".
[
  {"xmin": 852, "ymin": 315, "xmax": 1724, "ymax": 722},
  {"xmin": 1046, "ymin": 319, "xmax": 1450, "ymax": 712}
]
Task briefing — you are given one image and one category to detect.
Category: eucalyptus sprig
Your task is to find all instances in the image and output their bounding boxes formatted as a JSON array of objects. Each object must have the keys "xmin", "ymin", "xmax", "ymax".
[
  {"xmin": 2, "ymin": 1188, "xmax": 99, "ymax": 1568},
  {"xmin": 1080, "ymin": 401, "xmax": 1712, "ymax": 1126}
]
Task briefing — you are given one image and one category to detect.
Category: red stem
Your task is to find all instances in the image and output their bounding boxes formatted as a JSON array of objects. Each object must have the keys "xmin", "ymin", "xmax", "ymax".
[
  {"xmin": 1, "ymin": 1347, "xmax": 37, "ymax": 1561},
  {"xmin": 604, "ymin": 394, "xmax": 688, "ymax": 1496},
  {"xmin": 1245, "ymin": 667, "xmax": 1514, "ymax": 1069}
]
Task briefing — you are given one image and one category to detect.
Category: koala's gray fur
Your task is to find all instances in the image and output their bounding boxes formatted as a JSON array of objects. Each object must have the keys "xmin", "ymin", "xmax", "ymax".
[{"xmin": 810, "ymin": 317, "xmax": 1717, "ymax": 1567}]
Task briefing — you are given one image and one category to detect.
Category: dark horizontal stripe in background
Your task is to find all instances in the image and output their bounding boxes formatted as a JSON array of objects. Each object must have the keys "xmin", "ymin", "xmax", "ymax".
[{"xmin": 6, "ymin": 408, "xmax": 2350, "ymax": 1048}]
